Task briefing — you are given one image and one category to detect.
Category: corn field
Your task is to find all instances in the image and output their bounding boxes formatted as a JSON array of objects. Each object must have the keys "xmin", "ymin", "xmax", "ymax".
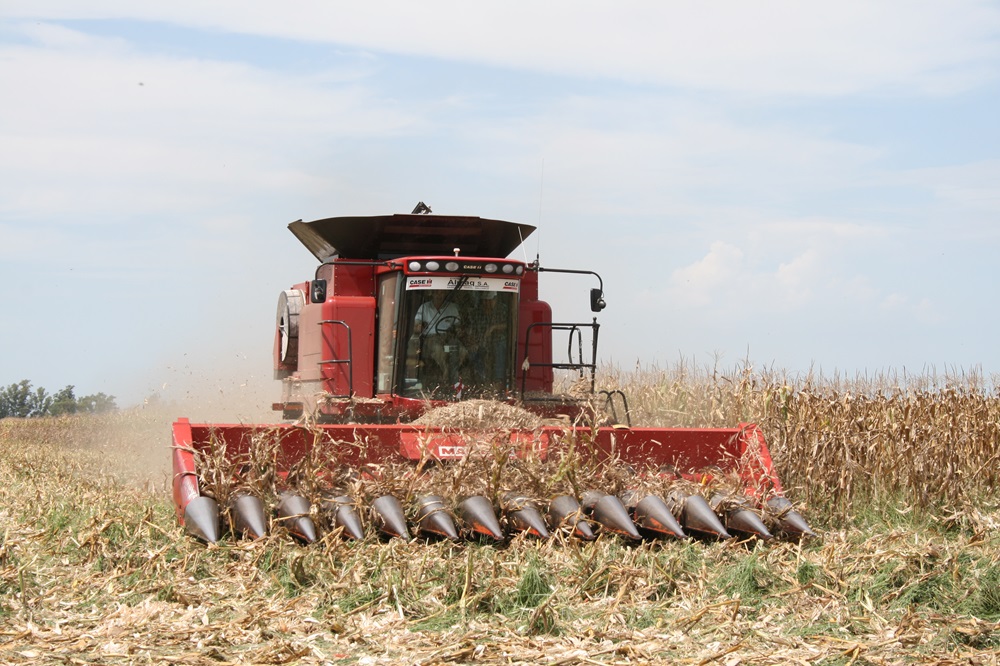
[
  {"xmin": 603, "ymin": 364, "xmax": 1000, "ymax": 519},
  {"xmin": 0, "ymin": 365, "xmax": 998, "ymax": 664}
]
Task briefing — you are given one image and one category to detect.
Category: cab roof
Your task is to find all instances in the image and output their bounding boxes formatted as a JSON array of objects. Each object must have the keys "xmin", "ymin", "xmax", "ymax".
[{"xmin": 289, "ymin": 214, "xmax": 536, "ymax": 262}]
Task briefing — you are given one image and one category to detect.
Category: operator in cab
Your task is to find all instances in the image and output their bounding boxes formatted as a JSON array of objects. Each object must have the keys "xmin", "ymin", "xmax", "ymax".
[{"xmin": 414, "ymin": 290, "xmax": 463, "ymax": 385}]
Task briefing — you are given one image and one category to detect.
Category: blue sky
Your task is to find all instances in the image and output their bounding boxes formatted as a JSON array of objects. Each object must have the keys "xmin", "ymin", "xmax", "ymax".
[{"xmin": 2, "ymin": 2, "xmax": 1000, "ymax": 410}]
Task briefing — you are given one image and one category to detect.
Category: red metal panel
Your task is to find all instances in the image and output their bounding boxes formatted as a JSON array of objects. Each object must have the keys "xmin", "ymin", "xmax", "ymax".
[
  {"xmin": 517, "ymin": 271, "xmax": 553, "ymax": 393},
  {"xmin": 575, "ymin": 424, "xmax": 782, "ymax": 497},
  {"xmin": 174, "ymin": 420, "xmax": 780, "ymax": 498},
  {"xmin": 399, "ymin": 430, "xmax": 550, "ymax": 460},
  {"xmin": 331, "ymin": 263, "xmax": 375, "ymax": 298},
  {"xmin": 320, "ymin": 296, "xmax": 376, "ymax": 397},
  {"xmin": 400, "ymin": 432, "xmax": 470, "ymax": 459},
  {"xmin": 171, "ymin": 418, "xmax": 201, "ymax": 521},
  {"xmin": 181, "ymin": 422, "xmax": 408, "ymax": 469},
  {"xmin": 581, "ymin": 426, "xmax": 744, "ymax": 469}
]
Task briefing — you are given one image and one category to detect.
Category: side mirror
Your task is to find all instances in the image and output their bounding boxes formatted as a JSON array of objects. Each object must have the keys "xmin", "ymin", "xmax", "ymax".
[
  {"xmin": 311, "ymin": 279, "xmax": 327, "ymax": 303},
  {"xmin": 590, "ymin": 288, "xmax": 606, "ymax": 312}
]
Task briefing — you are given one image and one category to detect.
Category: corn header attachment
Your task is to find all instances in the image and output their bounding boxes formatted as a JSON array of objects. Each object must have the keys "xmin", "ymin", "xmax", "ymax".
[
  {"xmin": 171, "ymin": 207, "xmax": 814, "ymax": 546},
  {"xmin": 172, "ymin": 419, "xmax": 814, "ymax": 545}
]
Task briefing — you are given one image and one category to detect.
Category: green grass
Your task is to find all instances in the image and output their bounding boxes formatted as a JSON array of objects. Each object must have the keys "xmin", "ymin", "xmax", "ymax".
[
  {"xmin": 966, "ymin": 565, "xmax": 1000, "ymax": 622},
  {"xmin": 511, "ymin": 552, "xmax": 552, "ymax": 609},
  {"xmin": 713, "ymin": 552, "xmax": 776, "ymax": 602}
]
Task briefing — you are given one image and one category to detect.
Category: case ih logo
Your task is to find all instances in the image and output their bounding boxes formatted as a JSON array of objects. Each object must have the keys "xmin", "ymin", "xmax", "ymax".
[{"xmin": 407, "ymin": 278, "xmax": 434, "ymax": 289}]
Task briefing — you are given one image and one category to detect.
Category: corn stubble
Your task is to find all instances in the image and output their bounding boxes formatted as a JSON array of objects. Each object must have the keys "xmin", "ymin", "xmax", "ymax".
[{"xmin": 1, "ymin": 365, "xmax": 998, "ymax": 664}]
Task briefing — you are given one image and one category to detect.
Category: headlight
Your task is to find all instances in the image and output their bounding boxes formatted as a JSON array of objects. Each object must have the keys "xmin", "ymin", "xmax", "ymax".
[
  {"xmin": 501, "ymin": 264, "xmax": 514, "ymax": 274},
  {"xmin": 426, "ymin": 260, "xmax": 440, "ymax": 271},
  {"xmin": 485, "ymin": 263, "xmax": 498, "ymax": 273},
  {"xmin": 515, "ymin": 265, "xmax": 524, "ymax": 275},
  {"xmin": 408, "ymin": 261, "xmax": 422, "ymax": 272},
  {"xmin": 445, "ymin": 261, "xmax": 459, "ymax": 272}
]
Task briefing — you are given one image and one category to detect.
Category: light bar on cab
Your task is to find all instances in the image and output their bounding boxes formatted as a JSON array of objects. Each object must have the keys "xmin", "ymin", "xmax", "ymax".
[{"xmin": 404, "ymin": 259, "xmax": 525, "ymax": 275}]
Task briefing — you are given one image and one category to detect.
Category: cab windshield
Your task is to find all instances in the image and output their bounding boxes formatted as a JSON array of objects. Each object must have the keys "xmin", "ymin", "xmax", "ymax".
[{"xmin": 398, "ymin": 281, "xmax": 518, "ymax": 400}]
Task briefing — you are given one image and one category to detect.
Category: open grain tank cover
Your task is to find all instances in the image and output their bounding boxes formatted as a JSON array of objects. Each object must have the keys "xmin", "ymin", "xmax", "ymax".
[{"xmin": 288, "ymin": 214, "xmax": 537, "ymax": 261}]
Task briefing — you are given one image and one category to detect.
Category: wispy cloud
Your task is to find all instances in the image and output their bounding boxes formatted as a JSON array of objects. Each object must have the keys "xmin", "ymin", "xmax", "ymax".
[
  {"xmin": 0, "ymin": 23, "xmax": 417, "ymax": 220},
  {"xmin": 902, "ymin": 159, "xmax": 1000, "ymax": 215},
  {"xmin": 7, "ymin": 2, "xmax": 999, "ymax": 95}
]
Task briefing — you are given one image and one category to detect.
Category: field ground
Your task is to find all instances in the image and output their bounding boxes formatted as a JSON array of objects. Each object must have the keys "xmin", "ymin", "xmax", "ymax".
[{"xmin": 1, "ymin": 369, "xmax": 999, "ymax": 664}]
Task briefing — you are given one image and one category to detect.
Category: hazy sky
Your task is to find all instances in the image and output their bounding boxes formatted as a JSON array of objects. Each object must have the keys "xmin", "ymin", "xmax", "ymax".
[{"xmin": 3, "ymin": 2, "xmax": 1000, "ymax": 408}]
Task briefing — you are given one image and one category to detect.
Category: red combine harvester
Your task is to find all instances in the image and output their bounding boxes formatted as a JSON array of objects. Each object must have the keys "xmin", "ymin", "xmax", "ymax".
[{"xmin": 172, "ymin": 206, "xmax": 813, "ymax": 545}]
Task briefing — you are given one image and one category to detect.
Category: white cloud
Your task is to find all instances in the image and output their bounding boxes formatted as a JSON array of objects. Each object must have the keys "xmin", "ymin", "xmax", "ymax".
[
  {"xmin": 6, "ymin": 1, "xmax": 999, "ymax": 96},
  {"xmin": 901, "ymin": 159, "xmax": 1000, "ymax": 215},
  {"xmin": 663, "ymin": 232, "xmax": 866, "ymax": 315},
  {"xmin": 667, "ymin": 241, "xmax": 745, "ymax": 307},
  {"xmin": 669, "ymin": 243, "xmax": 792, "ymax": 311},
  {"xmin": 0, "ymin": 223, "xmax": 59, "ymax": 259},
  {"xmin": 16, "ymin": 19, "xmax": 130, "ymax": 52},
  {"xmin": 760, "ymin": 217, "xmax": 889, "ymax": 241},
  {"xmin": 663, "ymin": 206, "xmax": 956, "ymax": 334},
  {"xmin": 881, "ymin": 293, "xmax": 941, "ymax": 324},
  {"xmin": 833, "ymin": 275, "xmax": 880, "ymax": 306},
  {"xmin": 773, "ymin": 250, "xmax": 819, "ymax": 307},
  {"xmin": 457, "ymin": 97, "xmax": 886, "ymax": 226},
  {"xmin": 0, "ymin": 24, "xmax": 419, "ymax": 219}
]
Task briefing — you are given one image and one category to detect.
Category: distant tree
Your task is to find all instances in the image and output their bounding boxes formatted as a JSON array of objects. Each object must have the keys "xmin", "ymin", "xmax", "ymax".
[
  {"xmin": 0, "ymin": 380, "xmax": 51, "ymax": 417},
  {"xmin": 0, "ymin": 380, "xmax": 29, "ymax": 417},
  {"xmin": 77, "ymin": 392, "xmax": 117, "ymax": 414},
  {"xmin": 50, "ymin": 385, "xmax": 78, "ymax": 416},
  {"xmin": 0, "ymin": 383, "xmax": 12, "ymax": 417},
  {"xmin": 1, "ymin": 381, "xmax": 117, "ymax": 417},
  {"xmin": 29, "ymin": 387, "xmax": 52, "ymax": 416},
  {"xmin": 0, "ymin": 381, "xmax": 20, "ymax": 417}
]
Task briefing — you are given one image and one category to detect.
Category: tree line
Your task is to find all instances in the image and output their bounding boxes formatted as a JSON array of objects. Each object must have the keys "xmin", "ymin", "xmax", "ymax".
[{"xmin": 0, "ymin": 380, "xmax": 117, "ymax": 418}]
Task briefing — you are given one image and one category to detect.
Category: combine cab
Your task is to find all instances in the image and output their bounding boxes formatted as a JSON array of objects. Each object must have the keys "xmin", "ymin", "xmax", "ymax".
[{"xmin": 172, "ymin": 207, "xmax": 814, "ymax": 545}]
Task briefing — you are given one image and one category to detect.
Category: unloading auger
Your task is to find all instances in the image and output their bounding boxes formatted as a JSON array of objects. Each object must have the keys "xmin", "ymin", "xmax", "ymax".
[{"xmin": 171, "ymin": 206, "xmax": 814, "ymax": 545}]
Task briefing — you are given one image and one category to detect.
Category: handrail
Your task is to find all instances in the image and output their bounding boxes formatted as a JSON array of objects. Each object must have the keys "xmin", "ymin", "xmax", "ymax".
[
  {"xmin": 597, "ymin": 389, "xmax": 632, "ymax": 427},
  {"xmin": 520, "ymin": 319, "xmax": 600, "ymax": 400},
  {"xmin": 317, "ymin": 319, "xmax": 354, "ymax": 397}
]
